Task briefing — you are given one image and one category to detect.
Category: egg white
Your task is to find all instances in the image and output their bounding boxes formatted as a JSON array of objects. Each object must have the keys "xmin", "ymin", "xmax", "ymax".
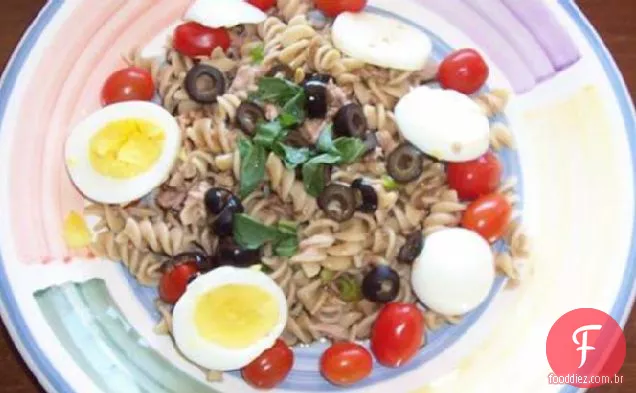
[
  {"xmin": 185, "ymin": 0, "xmax": 266, "ymax": 28},
  {"xmin": 395, "ymin": 87, "xmax": 490, "ymax": 162},
  {"xmin": 64, "ymin": 101, "xmax": 181, "ymax": 204},
  {"xmin": 172, "ymin": 266, "xmax": 288, "ymax": 371},
  {"xmin": 411, "ymin": 228, "xmax": 495, "ymax": 316}
]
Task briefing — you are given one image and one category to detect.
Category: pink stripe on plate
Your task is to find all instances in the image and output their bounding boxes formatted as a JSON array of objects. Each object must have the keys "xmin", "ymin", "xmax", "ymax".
[
  {"xmin": 501, "ymin": 0, "xmax": 581, "ymax": 70},
  {"xmin": 419, "ymin": 0, "xmax": 537, "ymax": 92},
  {"xmin": 464, "ymin": 0, "xmax": 555, "ymax": 81}
]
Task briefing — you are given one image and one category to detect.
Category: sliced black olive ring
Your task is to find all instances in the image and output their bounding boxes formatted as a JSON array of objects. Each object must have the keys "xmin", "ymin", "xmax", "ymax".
[
  {"xmin": 362, "ymin": 265, "xmax": 400, "ymax": 303},
  {"xmin": 185, "ymin": 64, "xmax": 226, "ymax": 104},
  {"xmin": 304, "ymin": 80, "xmax": 328, "ymax": 119},
  {"xmin": 387, "ymin": 143, "xmax": 425, "ymax": 183},
  {"xmin": 352, "ymin": 178, "xmax": 378, "ymax": 213},
  {"xmin": 236, "ymin": 102, "xmax": 265, "ymax": 136},
  {"xmin": 318, "ymin": 184, "xmax": 356, "ymax": 223},
  {"xmin": 398, "ymin": 231, "xmax": 424, "ymax": 264},
  {"xmin": 333, "ymin": 103, "xmax": 367, "ymax": 138}
]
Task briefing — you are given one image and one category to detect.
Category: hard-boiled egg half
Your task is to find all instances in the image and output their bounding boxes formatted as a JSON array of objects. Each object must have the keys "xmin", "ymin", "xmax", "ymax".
[
  {"xmin": 65, "ymin": 101, "xmax": 181, "ymax": 204},
  {"xmin": 185, "ymin": 0, "xmax": 266, "ymax": 28},
  {"xmin": 395, "ymin": 86, "xmax": 490, "ymax": 162},
  {"xmin": 411, "ymin": 228, "xmax": 495, "ymax": 316},
  {"xmin": 332, "ymin": 12, "xmax": 432, "ymax": 71},
  {"xmin": 173, "ymin": 266, "xmax": 288, "ymax": 371}
]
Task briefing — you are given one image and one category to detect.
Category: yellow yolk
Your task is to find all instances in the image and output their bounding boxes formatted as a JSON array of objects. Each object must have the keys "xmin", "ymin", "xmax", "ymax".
[
  {"xmin": 194, "ymin": 284, "xmax": 279, "ymax": 349},
  {"xmin": 89, "ymin": 118, "xmax": 164, "ymax": 178},
  {"xmin": 63, "ymin": 211, "xmax": 92, "ymax": 248}
]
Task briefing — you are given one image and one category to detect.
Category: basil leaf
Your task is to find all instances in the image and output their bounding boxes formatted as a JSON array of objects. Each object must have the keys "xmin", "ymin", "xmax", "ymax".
[
  {"xmin": 255, "ymin": 77, "xmax": 303, "ymax": 107},
  {"xmin": 238, "ymin": 139, "xmax": 266, "ymax": 198},
  {"xmin": 249, "ymin": 44, "xmax": 265, "ymax": 64},
  {"xmin": 333, "ymin": 137, "xmax": 367, "ymax": 164},
  {"xmin": 274, "ymin": 235, "xmax": 299, "ymax": 257},
  {"xmin": 316, "ymin": 124, "xmax": 338, "ymax": 154},
  {"xmin": 335, "ymin": 274, "xmax": 362, "ymax": 302},
  {"xmin": 302, "ymin": 154, "xmax": 341, "ymax": 197},
  {"xmin": 272, "ymin": 142, "xmax": 312, "ymax": 168},
  {"xmin": 281, "ymin": 90, "xmax": 306, "ymax": 125},
  {"xmin": 233, "ymin": 214, "xmax": 284, "ymax": 250},
  {"xmin": 279, "ymin": 112, "xmax": 298, "ymax": 128},
  {"xmin": 253, "ymin": 120, "xmax": 287, "ymax": 149}
]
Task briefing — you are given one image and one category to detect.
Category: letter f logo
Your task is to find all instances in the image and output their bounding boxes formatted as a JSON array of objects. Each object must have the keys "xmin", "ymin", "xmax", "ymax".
[{"xmin": 572, "ymin": 324, "xmax": 602, "ymax": 368}]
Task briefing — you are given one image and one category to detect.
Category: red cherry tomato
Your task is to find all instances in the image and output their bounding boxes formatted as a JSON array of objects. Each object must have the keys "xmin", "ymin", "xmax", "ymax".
[
  {"xmin": 173, "ymin": 22, "xmax": 231, "ymax": 58},
  {"xmin": 314, "ymin": 0, "xmax": 368, "ymax": 17},
  {"xmin": 158, "ymin": 262, "xmax": 199, "ymax": 304},
  {"xmin": 246, "ymin": 0, "xmax": 276, "ymax": 11},
  {"xmin": 320, "ymin": 342, "xmax": 373, "ymax": 386},
  {"xmin": 447, "ymin": 152, "xmax": 503, "ymax": 201},
  {"xmin": 101, "ymin": 67, "xmax": 155, "ymax": 106},
  {"xmin": 461, "ymin": 193, "xmax": 512, "ymax": 243},
  {"xmin": 370, "ymin": 303, "xmax": 424, "ymax": 368},
  {"xmin": 242, "ymin": 339, "xmax": 294, "ymax": 390},
  {"xmin": 438, "ymin": 48, "xmax": 489, "ymax": 94}
]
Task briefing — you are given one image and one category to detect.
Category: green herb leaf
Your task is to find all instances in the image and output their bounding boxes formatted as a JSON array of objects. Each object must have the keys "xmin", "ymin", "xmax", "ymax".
[
  {"xmin": 333, "ymin": 137, "xmax": 367, "ymax": 164},
  {"xmin": 335, "ymin": 274, "xmax": 362, "ymax": 302},
  {"xmin": 233, "ymin": 213, "xmax": 284, "ymax": 249},
  {"xmin": 302, "ymin": 153, "xmax": 341, "ymax": 197},
  {"xmin": 255, "ymin": 77, "xmax": 304, "ymax": 107},
  {"xmin": 382, "ymin": 175, "xmax": 399, "ymax": 191},
  {"xmin": 279, "ymin": 112, "xmax": 298, "ymax": 128},
  {"xmin": 272, "ymin": 142, "xmax": 312, "ymax": 169},
  {"xmin": 281, "ymin": 90, "xmax": 306, "ymax": 124},
  {"xmin": 253, "ymin": 120, "xmax": 288, "ymax": 149},
  {"xmin": 316, "ymin": 125, "xmax": 338, "ymax": 154},
  {"xmin": 274, "ymin": 235, "xmax": 299, "ymax": 257},
  {"xmin": 238, "ymin": 139, "xmax": 266, "ymax": 198},
  {"xmin": 249, "ymin": 44, "xmax": 265, "ymax": 64}
]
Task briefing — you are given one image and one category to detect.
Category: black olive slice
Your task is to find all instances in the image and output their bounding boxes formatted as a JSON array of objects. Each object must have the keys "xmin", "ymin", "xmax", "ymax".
[
  {"xmin": 236, "ymin": 102, "xmax": 265, "ymax": 136},
  {"xmin": 387, "ymin": 143, "xmax": 425, "ymax": 183},
  {"xmin": 218, "ymin": 237, "xmax": 261, "ymax": 268},
  {"xmin": 352, "ymin": 178, "xmax": 378, "ymax": 213},
  {"xmin": 362, "ymin": 265, "xmax": 400, "ymax": 303},
  {"xmin": 266, "ymin": 64, "xmax": 294, "ymax": 79},
  {"xmin": 304, "ymin": 80, "xmax": 328, "ymax": 119},
  {"xmin": 317, "ymin": 184, "xmax": 356, "ymax": 223},
  {"xmin": 185, "ymin": 64, "xmax": 226, "ymax": 103},
  {"xmin": 398, "ymin": 232, "xmax": 424, "ymax": 264},
  {"xmin": 333, "ymin": 103, "xmax": 367, "ymax": 138}
]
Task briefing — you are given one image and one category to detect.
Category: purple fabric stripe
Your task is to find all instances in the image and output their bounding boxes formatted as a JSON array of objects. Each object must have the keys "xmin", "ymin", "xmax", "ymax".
[
  {"xmin": 419, "ymin": 0, "xmax": 536, "ymax": 92},
  {"xmin": 465, "ymin": 0, "xmax": 555, "ymax": 81},
  {"xmin": 502, "ymin": 0, "xmax": 581, "ymax": 70}
]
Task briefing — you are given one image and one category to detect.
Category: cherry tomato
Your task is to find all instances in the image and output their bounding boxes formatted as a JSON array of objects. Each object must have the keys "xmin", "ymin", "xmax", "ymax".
[
  {"xmin": 461, "ymin": 193, "xmax": 512, "ymax": 243},
  {"xmin": 173, "ymin": 22, "xmax": 231, "ymax": 58},
  {"xmin": 101, "ymin": 67, "xmax": 154, "ymax": 106},
  {"xmin": 438, "ymin": 48, "xmax": 489, "ymax": 94},
  {"xmin": 314, "ymin": 0, "xmax": 368, "ymax": 17},
  {"xmin": 246, "ymin": 0, "xmax": 276, "ymax": 11},
  {"xmin": 320, "ymin": 342, "xmax": 373, "ymax": 386},
  {"xmin": 370, "ymin": 303, "xmax": 424, "ymax": 368},
  {"xmin": 447, "ymin": 152, "xmax": 503, "ymax": 201},
  {"xmin": 158, "ymin": 261, "xmax": 199, "ymax": 304},
  {"xmin": 242, "ymin": 339, "xmax": 294, "ymax": 390}
]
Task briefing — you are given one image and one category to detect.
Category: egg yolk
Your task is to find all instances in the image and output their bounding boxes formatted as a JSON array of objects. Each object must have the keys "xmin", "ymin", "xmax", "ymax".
[
  {"xmin": 89, "ymin": 118, "xmax": 164, "ymax": 178},
  {"xmin": 194, "ymin": 284, "xmax": 279, "ymax": 349},
  {"xmin": 62, "ymin": 211, "xmax": 92, "ymax": 249}
]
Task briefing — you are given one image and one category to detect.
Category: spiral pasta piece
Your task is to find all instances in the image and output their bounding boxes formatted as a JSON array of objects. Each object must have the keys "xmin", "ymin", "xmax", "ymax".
[
  {"xmin": 186, "ymin": 117, "xmax": 237, "ymax": 154},
  {"xmin": 258, "ymin": 17, "xmax": 286, "ymax": 66},
  {"xmin": 277, "ymin": 0, "xmax": 311, "ymax": 22},
  {"xmin": 490, "ymin": 122, "xmax": 515, "ymax": 150},
  {"xmin": 116, "ymin": 217, "xmax": 196, "ymax": 256},
  {"xmin": 474, "ymin": 89, "xmax": 510, "ymax": 117},
  {"xmin": 265, "ymin": 153, "xmax": 318, "ymax": 222}
]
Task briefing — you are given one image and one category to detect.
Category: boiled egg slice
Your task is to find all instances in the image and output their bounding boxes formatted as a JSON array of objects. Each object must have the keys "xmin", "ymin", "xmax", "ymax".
[
  {"xmin": 411, "ymin": 228, "xmax": 495, "ymax": 316},
  {"xmin": 185, "ymin": 0, "xmax": 266, "ymax": 28},
  {"xmin": 65, "ymin": 101, "xmax": 181, "ymax": 204},
  {"xmin": 332, "ymin": 12, "xmax": 432, "ymax": 71},
  {"xmin": 173, "ymin": 266, "xmax": 288, "ymax": 371},
  {"xmin": 395, "ymin": 86, "xmax": 490, "ymax": 162}
]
